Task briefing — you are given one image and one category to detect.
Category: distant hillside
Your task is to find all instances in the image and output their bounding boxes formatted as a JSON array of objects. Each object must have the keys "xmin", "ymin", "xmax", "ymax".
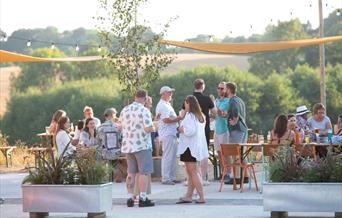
[{"xmin": 0, "ymin": 54, "xmax": 248, "ymax": 116}]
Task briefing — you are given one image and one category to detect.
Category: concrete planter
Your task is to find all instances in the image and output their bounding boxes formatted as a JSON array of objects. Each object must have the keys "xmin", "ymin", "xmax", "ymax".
[
  {"xmin": 263, "ymin": 182, "xmax": 342, "ymax": 218},
  {"xmin": 22, "ymin": 183, "xmax": 112, "ymax": 218}
]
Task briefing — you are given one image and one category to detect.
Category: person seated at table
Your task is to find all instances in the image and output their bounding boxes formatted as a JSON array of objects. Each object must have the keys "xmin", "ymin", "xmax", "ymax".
[
  {"xmin": 336, "ymin": 114, "xmax": 342, "ymax": 136},
  {"xmin": 80, "ymin": 117, "xmax": 99, "ymax": 147},
  {"xmin": 71, "ymin": 120, "xmax": 84, "ymax": 146},
  {"xmin": 270, "ymin": 114, "xmax": 295, "ymax": 146},
  {"xmin": 307, "ymin": 103, "xmax": 332, "ymax": 139},
  {"xmin": 47, "ymin": 110, "xmax": 66, "ymax": 134},
  {"xmin": 287, "ymin": 114, "xmax": 304, "ymax": 144},
  {"xmin": 295, "ymin": 105, "xmax": 311, "ymax": 135},
  {"xmin": 55, "ymin": 116, "xmax": 76, "ymax": 157},
  {"xmin": 83, "ymin": 106, "xmax": 101, "ymax": 128}
]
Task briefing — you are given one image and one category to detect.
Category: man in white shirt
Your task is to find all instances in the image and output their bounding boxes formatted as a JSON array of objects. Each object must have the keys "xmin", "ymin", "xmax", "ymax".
[
  {"xmin": 83, "ymin": 106, "xmax": 101, "ymax": 128},
  {"xmin": 120, "ymin": 89, "xmax": 155, "ymax": 207},
  {"xmin": 156, "ymin": 86, "xmax": 182, "ymax": 185}
]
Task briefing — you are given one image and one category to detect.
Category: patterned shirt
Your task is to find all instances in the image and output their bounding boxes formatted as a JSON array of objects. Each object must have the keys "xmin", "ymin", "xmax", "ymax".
[
  {"xmin": 120, "ymin": 101, "xmax": 153, "ymax": 153},
  {"xmin": 296, "ymin": 115, "xmax": 310, "ymax": 135}
]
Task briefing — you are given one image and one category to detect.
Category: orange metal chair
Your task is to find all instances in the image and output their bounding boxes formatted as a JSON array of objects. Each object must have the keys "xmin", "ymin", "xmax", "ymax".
[{"xmin": 218, "ymin": 144, "xmax": 258, "ymax": 193}]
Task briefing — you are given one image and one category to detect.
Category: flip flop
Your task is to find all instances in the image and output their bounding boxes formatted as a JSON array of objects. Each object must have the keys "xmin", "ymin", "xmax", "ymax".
[
  {"xmin": 176, "ymin": 199, "xmax": 192, "ymax": 204},
  {"xmin": 195, "ymin": 200, "xmax": 206, "ymax": 204}
]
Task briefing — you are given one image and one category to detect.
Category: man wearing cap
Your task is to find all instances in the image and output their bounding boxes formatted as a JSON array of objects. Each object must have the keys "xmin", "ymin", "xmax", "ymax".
[
  {"xmin": 295, "ymin": 105, "xmax": 311, "ymax": 135},
  {"xmin": 156, "ymin": 86, "xmax": 182, "ymax": 185}
]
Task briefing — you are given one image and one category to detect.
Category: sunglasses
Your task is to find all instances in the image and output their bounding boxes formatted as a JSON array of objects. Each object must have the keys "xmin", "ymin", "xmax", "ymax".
[{"xmin": 217, "ymin": 87, "xmax": 225, "ymax": 90}]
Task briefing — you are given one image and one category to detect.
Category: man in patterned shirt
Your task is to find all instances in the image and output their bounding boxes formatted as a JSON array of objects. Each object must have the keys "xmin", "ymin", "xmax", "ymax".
[{"xmin": 120, "ymin": 89, "xmax": 155, "ymax": 207}]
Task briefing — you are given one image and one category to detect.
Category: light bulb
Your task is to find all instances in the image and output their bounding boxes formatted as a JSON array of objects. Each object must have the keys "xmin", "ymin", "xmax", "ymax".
[
  {"xmin": 51, "ymin": 43, "xmax": 55, "ymax": 49},
  {"xmin": 75, "ymin": 44, "xmax": 79, "ymax": 51},
  {"xmin": 3, "ymin": 36, "xmax": 8, "ymax": 42},
  {"xmin": 97, "ymin": 46, "xmax": 102, "ymax": 52},
  {"xmin": 26, "ymin": 40, "xmax": 31, "ymax": 47},
  {"xmin": 209, "ymin": 35, "xmax": 213, "ymax": 42}
]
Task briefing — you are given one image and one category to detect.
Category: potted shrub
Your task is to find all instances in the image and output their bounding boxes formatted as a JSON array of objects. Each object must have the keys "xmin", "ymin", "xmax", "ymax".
[
  {"xmin": 22, "ymin": 145, "xmax": 112, "ymax": 218},
  {"xmin": 263, "ymin": 146, "xmax": 342, "ymax": 218}
]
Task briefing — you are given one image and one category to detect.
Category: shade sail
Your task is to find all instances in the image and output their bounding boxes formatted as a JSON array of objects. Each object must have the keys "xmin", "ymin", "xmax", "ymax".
[
  {"xmin": 0, "ymin": 50, "xmax": 103, "ymax": 63},
  {"xmin": 161, "ymin": 35, "xmax": 342, "ymax": 54}
]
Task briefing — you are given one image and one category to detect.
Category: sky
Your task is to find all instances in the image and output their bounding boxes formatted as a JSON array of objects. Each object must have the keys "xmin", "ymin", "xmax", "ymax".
[{"xmin": 0, "ymin": 0, "xmax": 341, "ymax": 41}]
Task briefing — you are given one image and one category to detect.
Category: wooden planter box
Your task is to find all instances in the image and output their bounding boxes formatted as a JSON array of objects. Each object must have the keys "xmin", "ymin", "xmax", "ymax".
[
  {"xmin": 263, "ymin": 182, "xmax": 342, "ymax": 218},
  {"xmin": 22, "ymin": 183, "xmax": 112, "ymax": 218}
]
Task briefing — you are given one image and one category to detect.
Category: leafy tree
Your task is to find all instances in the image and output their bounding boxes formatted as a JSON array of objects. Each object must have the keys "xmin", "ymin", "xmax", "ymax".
[
  {"xmin": 97, "ymin": 0, "xmax": 175, "ymax": 96},
  {"xmin": 12, "ymin": 48, "xmax": 75, "ymax": 92},
  {"xmin": 249, "ymin": 19, "xmax": 310, "ymax": 77}
]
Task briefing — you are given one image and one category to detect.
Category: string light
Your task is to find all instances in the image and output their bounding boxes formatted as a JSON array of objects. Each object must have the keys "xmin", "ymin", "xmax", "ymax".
[
  {"xmin": 51, "ymin": 43, "xmax": 55, "ymax": 49},
  {"xmin": 26, "ymin": 40, "xmax": 31, "ymax": 47},
  {"xmin": 97, "ymin": 46, "xmax": 102, "ymax": 52},
  {"xmin": 208, "ymin": 35, "xmax": 213, "ymax": 42},
  {"xmin": 337, "ymin": 9, "xmax": 341, "ymax": 16},
  {"xmin": 75, "ymin": 44, "xmax": 80, "ymax": 51}
]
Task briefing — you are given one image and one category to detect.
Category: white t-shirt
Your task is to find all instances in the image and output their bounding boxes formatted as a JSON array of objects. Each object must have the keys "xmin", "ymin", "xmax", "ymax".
[
  {"xmin": 307, "ymin": 116, "xmax": 332, "ymax": 133},
  {"xmin": 120, "ymin": 102, "xmax": 153, "ymax": 153},
  {"xmin": 177, "ymin": 113, "xmax": 209, "ymax": 161},
  {"xmin": 156, "ymin": 99, "xmax": 178, "ymax": 138},
  {"xmin": 56, "ymin": 130, "xmax": 75, "ymax": 157}
]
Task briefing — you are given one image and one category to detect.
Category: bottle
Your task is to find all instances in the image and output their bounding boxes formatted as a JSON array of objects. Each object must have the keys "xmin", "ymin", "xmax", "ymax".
[
  {"xmin": 267, "ymin": 131, "xmax": 271, "ymax": 143},
  {"xmin": 327, "ymin": 129, "xmax": 333, "ymax": 144}
]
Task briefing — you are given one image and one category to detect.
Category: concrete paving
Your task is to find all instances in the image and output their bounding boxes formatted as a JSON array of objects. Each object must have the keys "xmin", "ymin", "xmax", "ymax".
[{"xmin": 0, "ymin": 173, "xmax": 335, "ymax": 218}]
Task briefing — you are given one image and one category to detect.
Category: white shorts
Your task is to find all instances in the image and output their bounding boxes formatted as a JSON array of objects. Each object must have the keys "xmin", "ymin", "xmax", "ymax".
[{"xmin": 214, "ymin": 132, "xmax": 229, "ymax": 150}]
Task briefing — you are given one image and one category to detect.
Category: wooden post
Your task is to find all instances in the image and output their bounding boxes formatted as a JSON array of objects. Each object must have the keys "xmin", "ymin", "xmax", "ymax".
[{"xmin": 318, "ymin": 0, "xmax": 326, "ymax": 107}]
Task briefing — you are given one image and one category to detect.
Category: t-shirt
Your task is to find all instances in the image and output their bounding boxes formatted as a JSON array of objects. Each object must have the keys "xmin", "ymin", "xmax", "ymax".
[
  {"xmin": 214, "ymin": 97, "xmax": 229, "ymax": 135},
  {"xmin": 156, "ymin": 99, "xmax": 178, "ymax": 138},
  {"xmin": 120, "ymin": 101, "xmax": 153, "ymax": 153},
  {"xmin": 307, "ymin": 116, "xmax": 332, "ymax": 134},
  {"xmin": 182, "ymin": 92, "xmax": 214, "ymax": 129},
  {"xmin": 227, "ymin": 95, "xmax": 247, "ymax": 132}
]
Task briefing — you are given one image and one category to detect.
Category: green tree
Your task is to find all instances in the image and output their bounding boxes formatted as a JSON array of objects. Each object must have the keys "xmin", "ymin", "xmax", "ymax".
[
  {"xmin": 97, "ymin": 0, "xmax": 175, "ymax": 96},
  {"xmin": 12, "ymin": 48, "xmax": 76, "ymax": 92},
  {"xmin": 249, "ymin": 19, "xmax": 310, "ymax": 77},
  {"xmin": 256, "ymin": 73, "xmax": 304, "ymax": 132}
]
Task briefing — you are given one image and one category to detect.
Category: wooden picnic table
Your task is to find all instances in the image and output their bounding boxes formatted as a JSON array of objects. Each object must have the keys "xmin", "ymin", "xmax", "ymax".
[
  {"xmin": 0, "ymin": 146, "xmax": 16, "ymax": 167},
  {"xmin": 27, "ymin": 147, "xmax": 50, "ymax": 168}
]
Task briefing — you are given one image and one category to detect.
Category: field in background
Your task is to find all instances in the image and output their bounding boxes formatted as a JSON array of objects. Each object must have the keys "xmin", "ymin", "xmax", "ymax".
[
  {"xmin": 0, "ymin": 66, "xmax": 21, "ymax": 116},
  {"xmin": 0, "ymin": 54, "xmax": 249, "ymax": 117}
]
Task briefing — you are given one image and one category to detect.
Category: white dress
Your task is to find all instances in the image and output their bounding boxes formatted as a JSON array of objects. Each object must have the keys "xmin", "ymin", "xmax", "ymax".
[{"xmin": 177, "ymin": 112, "xmax": 209, "ymax": 161}]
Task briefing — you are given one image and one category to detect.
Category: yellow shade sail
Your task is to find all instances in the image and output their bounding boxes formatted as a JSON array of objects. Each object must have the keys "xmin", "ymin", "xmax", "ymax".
[
  {"xmin": 0, "ymin": 50, "xmax": 103, "ymax": 63},
  {"xmin": 161, "ymin": 35, "xmax": 342, "ymax": 54}
]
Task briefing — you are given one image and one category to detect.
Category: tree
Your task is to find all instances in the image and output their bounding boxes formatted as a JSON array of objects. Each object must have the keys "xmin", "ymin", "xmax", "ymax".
[
  {"xmin": 96, "ymin": 0, "xmax": 175, "ymax": 96},
  {"xmin": 12, "ymin": 48, "xmax": 75, "ymax": 92},
  {"xmin": 249, "ymin": 19, "xmax": 310, "ymax": 77}
]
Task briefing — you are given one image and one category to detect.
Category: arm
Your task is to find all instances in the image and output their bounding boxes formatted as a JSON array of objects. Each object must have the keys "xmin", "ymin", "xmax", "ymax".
[{"xmin": 178, "ymin": 114, "xmax": 196, "ymax": 136}]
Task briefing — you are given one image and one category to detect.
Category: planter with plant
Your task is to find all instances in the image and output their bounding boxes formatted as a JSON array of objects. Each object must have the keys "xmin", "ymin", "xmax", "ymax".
[
  {"xmin": 22, "ymin": 145, "xmax": 112, "ymax": 218},
  {"xmin": 263, "ymin": 146, "xmax": 342, "ymax": 218}
]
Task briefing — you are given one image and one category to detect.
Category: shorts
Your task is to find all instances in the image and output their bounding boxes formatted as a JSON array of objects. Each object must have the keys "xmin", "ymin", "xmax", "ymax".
[
  {"xmin": 126, "ymin": 149, "xmax": 153, "ymax": 175},
  {"xmin": 180, "ymin": 148, "xmax": 197, "ymax": 162},
  {"xmin": 214, "ymin": 132, "xmax": 229, "ymax": 150}
]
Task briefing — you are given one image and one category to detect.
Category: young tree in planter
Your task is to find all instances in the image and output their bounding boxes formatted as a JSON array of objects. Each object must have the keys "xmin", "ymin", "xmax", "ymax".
[{"xmin": 96, "ymin": 0, "xmax": 175, "ymax": 97}]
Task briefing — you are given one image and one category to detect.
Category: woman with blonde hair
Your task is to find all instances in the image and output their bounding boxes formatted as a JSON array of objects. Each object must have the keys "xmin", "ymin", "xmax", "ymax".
[{"xmin": 177, "ymin": 95, "xmax": 208, "ymax": 204}]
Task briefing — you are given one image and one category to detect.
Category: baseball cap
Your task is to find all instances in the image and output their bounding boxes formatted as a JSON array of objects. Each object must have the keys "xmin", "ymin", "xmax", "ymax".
[{"xmin": 160, "ymin": 86, "xmax": 175, "ymax": 94}]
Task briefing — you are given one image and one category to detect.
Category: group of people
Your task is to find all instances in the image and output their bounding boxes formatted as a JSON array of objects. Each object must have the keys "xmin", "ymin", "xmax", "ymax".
[
  {"xmin": 47, "ymin": 106, "xmax": 120, "ymax": 158},
  {"xmin": 120, "ymin": 79, "xmax": 248, "ymax": 207},
  {"xmin": 46, "ymin": 78, "xmax": 341, "ymax": 208}
]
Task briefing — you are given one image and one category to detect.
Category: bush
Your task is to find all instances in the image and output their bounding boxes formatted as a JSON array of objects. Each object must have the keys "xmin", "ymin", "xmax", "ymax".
[{"xmin": 1, "ymin": 78, "xmax": 124, "ymax": 144}]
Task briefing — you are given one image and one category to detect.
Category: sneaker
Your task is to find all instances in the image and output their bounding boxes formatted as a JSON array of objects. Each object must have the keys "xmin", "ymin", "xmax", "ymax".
[
  {"xmin": 127, "ymin": 198, "xmax": 134, "ymax": 207},
  {"xmin": 139, "ymin": 198, "xmax": 155, "ymax": 207},
  {"xmin": 162, "ymin": 180, "xmax": 175, "ymax": 185}
]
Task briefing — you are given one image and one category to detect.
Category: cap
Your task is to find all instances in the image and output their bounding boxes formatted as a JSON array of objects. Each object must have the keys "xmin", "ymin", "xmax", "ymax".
[{"xmin": 160, "ymin": 86, "xmax": 175, "ymax": 94}]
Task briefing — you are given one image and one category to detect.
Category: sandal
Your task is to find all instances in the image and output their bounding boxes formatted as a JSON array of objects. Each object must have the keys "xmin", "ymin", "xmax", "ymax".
[
  {"xmin": 195, "ymin": 200, "xmax": 206, "ymax": 204},
  {"xmin": 176, "ymin": 197, "xmax": 192, "ymax": 204}
]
